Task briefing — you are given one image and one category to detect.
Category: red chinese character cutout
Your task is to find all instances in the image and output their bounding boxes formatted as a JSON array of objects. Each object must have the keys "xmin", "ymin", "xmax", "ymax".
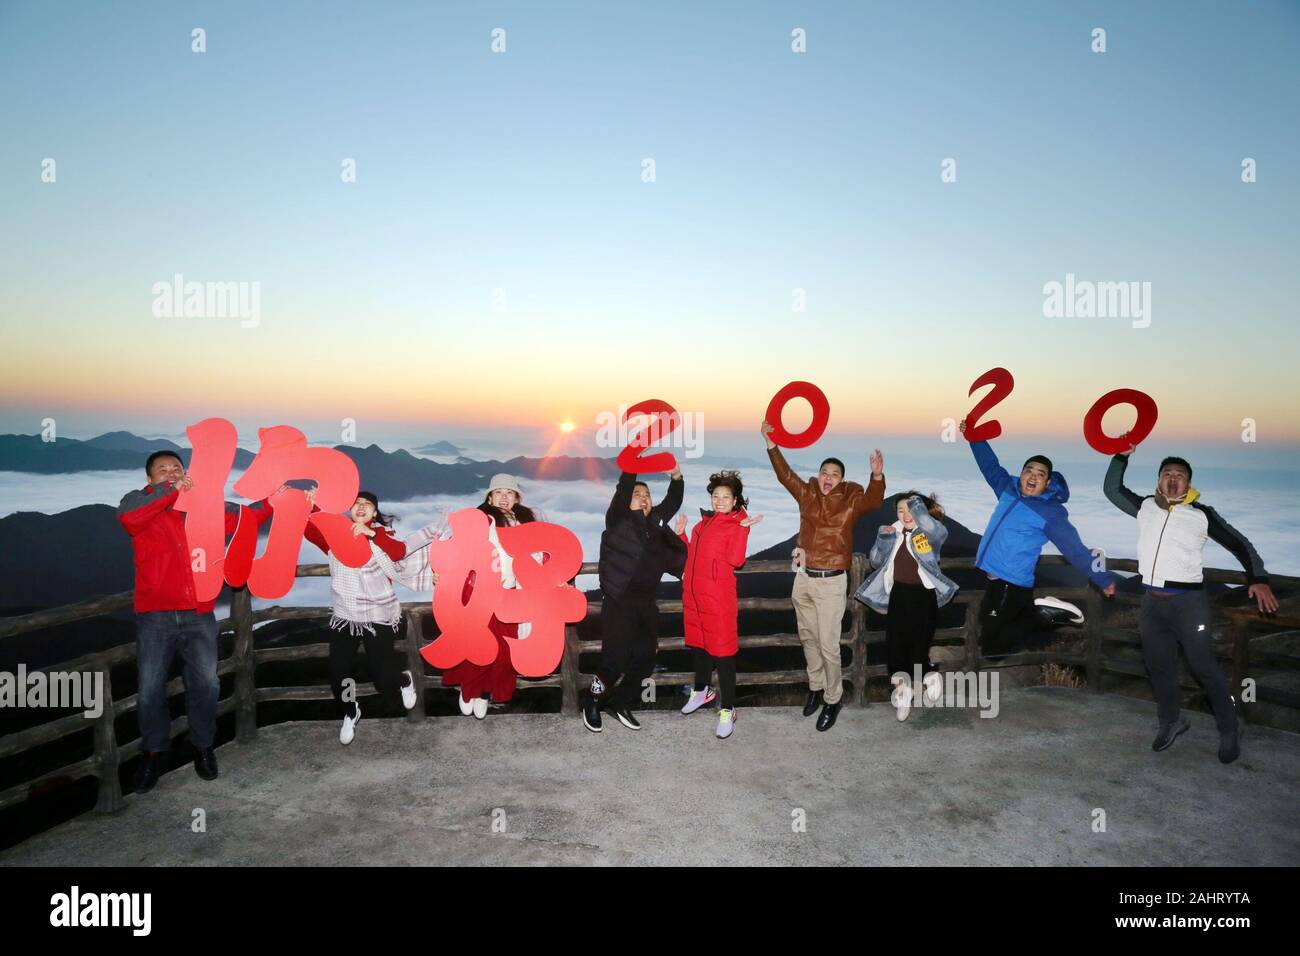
[
  {"xmin": 234, "ymin": 425, "xmax": 369, "ymax": 599},
  {"xmin": 173, "ymin": 418, "xmax": 241, "ymax": 604},
  {"xmin": 494, "ymin": 522, "xmax": 586, "ymax": 676},
  {"xmin": 419, "ymin": 509, "xmax": 506, "ymax": 670}
]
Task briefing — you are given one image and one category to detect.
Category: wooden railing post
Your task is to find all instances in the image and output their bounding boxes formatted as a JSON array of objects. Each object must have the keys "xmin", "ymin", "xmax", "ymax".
[
  {"xmin": 562, "ymin": 624, "xmax": 580, "ymax": 714},
  {"xmin": 92, "ymin": 656, "xmax": 124, "ymax": 813},
  {"xmin": 963, "ymin": 600, "xmax": 981, "ymax": 671},
  {"xmin": 1085, "ymin": 587, "xmax": 1103, "ymax": 694},
  {"xmin": 404, "ymin": 609, "xmax": 427, "ymax": 723},
  {"xmin": 849, "ymin": 553, "xmax": 868, "ymax": 707},
  {"xmin": 230, "ymin": 586, "xmax": 257, "ymax": 743}
]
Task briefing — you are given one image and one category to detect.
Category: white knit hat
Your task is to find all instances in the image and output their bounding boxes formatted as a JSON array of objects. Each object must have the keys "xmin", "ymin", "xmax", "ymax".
[{"xmin": 487, "ymin": 474, "xmax": 522, "ymax": 496}]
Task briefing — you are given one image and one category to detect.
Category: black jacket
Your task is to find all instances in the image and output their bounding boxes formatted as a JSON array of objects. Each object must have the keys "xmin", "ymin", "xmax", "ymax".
[{"xmin": 598, "ymin": 473, "xmax": 687, "ymax": 599}]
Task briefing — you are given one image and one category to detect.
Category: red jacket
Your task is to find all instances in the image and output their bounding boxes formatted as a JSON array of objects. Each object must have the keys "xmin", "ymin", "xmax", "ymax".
[
  {"xmin": 680, "ymin": 508, "xmax": 751, "ymax": 657},
  {"xmin": 117, "ymin": 481, "xmax": 272, "ymax": 613}
]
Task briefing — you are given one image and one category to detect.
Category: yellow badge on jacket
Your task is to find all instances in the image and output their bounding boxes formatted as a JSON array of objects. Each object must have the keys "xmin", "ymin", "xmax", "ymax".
[{"xmin": 911, "ymin": 532, "xmax": 932, "ymax": 555}]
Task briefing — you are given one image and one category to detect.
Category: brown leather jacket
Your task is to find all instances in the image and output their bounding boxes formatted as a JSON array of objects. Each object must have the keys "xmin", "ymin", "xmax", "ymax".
[{"xmin": 768, "ymin": 447, "xmax": 885, "ymax": 570}]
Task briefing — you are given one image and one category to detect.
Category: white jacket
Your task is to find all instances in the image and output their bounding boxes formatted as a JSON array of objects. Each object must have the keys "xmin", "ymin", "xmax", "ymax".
[{"xmin": 1104, "ymin": 456, "xmax": 1269, "ymax": 588}]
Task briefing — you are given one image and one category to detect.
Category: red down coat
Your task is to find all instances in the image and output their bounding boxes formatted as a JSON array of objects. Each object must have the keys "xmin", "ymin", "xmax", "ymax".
[{"xmin": 680, "ymin": 508, "xmax": 751, "ymax": 657}]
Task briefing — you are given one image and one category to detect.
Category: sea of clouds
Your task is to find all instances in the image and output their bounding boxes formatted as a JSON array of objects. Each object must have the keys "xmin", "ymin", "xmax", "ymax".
[{"xmin": 3, "ymin": 447, "xmax": 1295, "ymax": 612}]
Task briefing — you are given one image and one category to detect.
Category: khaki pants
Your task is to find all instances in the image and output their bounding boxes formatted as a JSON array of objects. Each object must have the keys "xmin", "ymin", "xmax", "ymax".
[{"xmin": 791, "ymin": 571, "xmax": 848, "ymax": 705}]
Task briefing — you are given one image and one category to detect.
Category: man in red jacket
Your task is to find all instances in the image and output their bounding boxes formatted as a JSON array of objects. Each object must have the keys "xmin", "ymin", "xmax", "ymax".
[{"xmin": 117, "ymin": 450, "xmax": 274, "ymax": 793}]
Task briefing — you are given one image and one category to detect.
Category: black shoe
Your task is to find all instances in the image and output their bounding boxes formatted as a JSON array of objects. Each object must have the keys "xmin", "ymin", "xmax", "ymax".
[
  {"xmin": 134, "ymin": 752, "xmax": 163, "ymax": 793},
  {"xmin": 582, "ymin": 695, "xmax": 603, "ymax": 733},
  {"xmin": 614, "ymin": 708, "xmax": 641, "ymax": 731},
  {"xmin": 1152, "ymin": 717, "xmax": 1191, "ymax": 752},
  {"xmin": 802, "ymin": 689, "xmax": 824, "ymax": 717},
  {"xmin": 1218, "ymin": 724, "xmax": 1245, "ymax": 764},
  {"xmin": 194, "ymin": 747, "xmax": 219, "ymax": 781},
  {"xmin": 815, "ymin": 701, "xmax": 842, "ymax": 732}
]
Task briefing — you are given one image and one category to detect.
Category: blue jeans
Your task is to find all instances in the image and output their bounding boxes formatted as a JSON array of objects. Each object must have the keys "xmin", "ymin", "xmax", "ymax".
[{"xmin": 135, "ymin": 610, "xmax": 220, "ymax": 753}]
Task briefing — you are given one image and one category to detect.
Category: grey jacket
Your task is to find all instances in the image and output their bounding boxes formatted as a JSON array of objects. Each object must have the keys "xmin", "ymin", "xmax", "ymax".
[{"xmin": 853, "ymin": 495, "xmax": 959, "ymax": 612}]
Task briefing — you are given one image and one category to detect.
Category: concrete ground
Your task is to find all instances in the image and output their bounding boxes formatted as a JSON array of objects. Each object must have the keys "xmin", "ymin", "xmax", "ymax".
[{"xmin": 4, "ymin": 687, "xmax": 1298, "ymax": 866}]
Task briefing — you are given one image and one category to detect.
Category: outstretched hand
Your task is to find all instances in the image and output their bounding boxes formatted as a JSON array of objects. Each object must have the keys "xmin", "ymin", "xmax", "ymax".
[
  {"xmin": 1249, "ymin": 583, "xmax": 1280, "ymax": 615},
  {"xmin": 870, "ymin": 448, "xmax": 884, "ymax": 477},
  {"xmin": 673, "ymin": 513, "xmax": 687, "ymax": 536},
  {"xmin": 760, "ymin": 420, "xmax": 776, "ymax": 450},
  {"xmin": 739, "ymin": 514, "xmax": 764, "ymax": 528}
]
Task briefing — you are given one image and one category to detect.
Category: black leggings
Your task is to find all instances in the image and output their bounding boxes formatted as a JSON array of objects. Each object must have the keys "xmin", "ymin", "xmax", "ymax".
[
  {"xmin": 329, "ymin": 622, "xmax": 409, "ymax": 718},
  {"xmin": 693, "ymin": 648, "xmax": 737, "ymax": 710}
]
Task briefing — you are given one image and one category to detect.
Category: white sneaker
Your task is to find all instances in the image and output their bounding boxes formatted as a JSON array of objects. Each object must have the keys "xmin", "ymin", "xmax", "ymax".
[
  {"xmin": 1035, "ymin": 595, "xmax": 1085, "ymax": 625},
  {"xmin": 716, "ymin": 708, "xmax": 736, "ymax": 739},
  {"xmin": 681, "ymin": 687, "xmax": 717, "ymax": 715},
  {"xmin": 340, "ymin": 704, "xmax": 360, "ymax": 745},
  {"xmin": 400, "ymin": 671, "xmax": 417, "ymax": 711},
  {"xmin": 457, "ymin": 693, "xmax": 474, "ymax": 716},
  {"xmin": 891, "ymin": 682, "xmax": 914, "ymax": 722},
  {"xmin": 472, "ymin": 696, "xmax": 488, "ymax": 719},
  {"xmin": 922, "ymin": 671, "xmax": 943, "ymax": 705}
]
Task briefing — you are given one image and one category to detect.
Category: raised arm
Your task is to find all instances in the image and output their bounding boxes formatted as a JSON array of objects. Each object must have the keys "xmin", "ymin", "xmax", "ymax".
[
  {"xmin": 1044, "ymin": 508, "xmax": 1114, "ymax": 589},
  {"xmin": 606, "ymin": 472, "xmax": 638, "ymax": 529},
  {"xmin": 969, "ymin": 440, "xmax": 1016, "ymax": 497},
  {"xmin": 651, "ymin": 470, "xmax": 684, "ymax": 522},
  {"xmin": 906, "ymin": 495, "xmax": 948, "ymax": 548},
  {"xmin": 116, "ymin": 482, "xmax": 179, "ymax": 535},
  {"xmin": 1103, "ymin": 453, "xmax": 1144, "ymax": 517},
  {"xmin": 402, "ymin": 512, "xmax": 451, "ymax": 555},
  {"xmin": 767, "ymin": 446, "xmax": 809, "ymax": 504}
]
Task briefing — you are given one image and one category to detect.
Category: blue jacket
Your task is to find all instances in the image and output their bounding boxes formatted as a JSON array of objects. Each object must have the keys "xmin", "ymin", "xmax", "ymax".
[{"xmin": 970, "ymin": 441, "xmax": 1114, "ymax": 590}]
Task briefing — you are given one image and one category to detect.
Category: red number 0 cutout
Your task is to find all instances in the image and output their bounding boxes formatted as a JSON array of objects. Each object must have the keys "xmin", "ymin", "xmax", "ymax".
[
  {"xmin": 764, "ymin": 381, "xmax": 830, "ymax": 449},
  {"xmin": 964, "ymin": 367, "xmax": 1014, "ymax": 442},
  {"xmin": 616, "ymin": 399, "xmax": 681, "ymax": 473},
  {"xmin": 1083, "ymin": 389, "xmax": 1158, "ymax": 455}
]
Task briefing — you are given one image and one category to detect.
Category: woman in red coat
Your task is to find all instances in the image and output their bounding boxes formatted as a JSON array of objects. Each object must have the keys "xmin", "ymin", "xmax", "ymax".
[{"xmin": 675, "ymin": 471, "xmax": 763, "ymax": 739}]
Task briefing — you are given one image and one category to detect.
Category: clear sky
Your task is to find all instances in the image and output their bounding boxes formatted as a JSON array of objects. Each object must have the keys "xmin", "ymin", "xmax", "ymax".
[{"xmin": 2, "ymin": 1, "xmax": 1298, "ymax": 458}]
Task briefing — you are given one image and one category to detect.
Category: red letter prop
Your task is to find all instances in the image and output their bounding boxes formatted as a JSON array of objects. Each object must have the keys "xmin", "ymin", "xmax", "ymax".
[
  {"xmin": 419, "ymin": 510, "xmax": 588, "ymax": 677},
  {"xmin": 964, "ymin": 367, "xmax": 1014, "ymax": 442},
  {"xmin": 174, "ymin": 418, "xmax": 240, "ymax": 604},
  {"xmin": 234, "ymin": 425, "xmax": 368, "ymax": 598},
  {"xmin": 494, "ymin": 523, "xmax": 587, "ymax": 676},
  {"xmin": 1083, "ymin": 389, "xmax": 1159, "ymax": 455},
  {"xmin": 419, "ymin": 509, "xmax": 507, "ymax": 670},
  {"xmin": 764, "ymin": 381, "xmax": 830, "ymax": 449},
  {"xmin": 616, "ymin": 399, "xmax": 681, "ymax": 473}
]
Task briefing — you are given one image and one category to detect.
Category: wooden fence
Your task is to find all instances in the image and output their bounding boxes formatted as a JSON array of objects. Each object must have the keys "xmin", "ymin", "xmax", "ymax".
[{"xmin": 1, "ymin": 555, "xmax": 1295, "ymax": 819}]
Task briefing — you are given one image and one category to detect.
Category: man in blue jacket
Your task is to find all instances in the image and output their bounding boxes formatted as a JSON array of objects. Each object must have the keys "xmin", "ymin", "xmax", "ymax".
[{"xmin": 960, "ymin": 420, "xmax": 1116, "ymax": 655}]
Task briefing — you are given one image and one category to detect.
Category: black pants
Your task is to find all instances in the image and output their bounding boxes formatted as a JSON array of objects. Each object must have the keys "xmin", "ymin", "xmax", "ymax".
[
  {"xmin": 329, "ymin": 621, "xmax": 405, "ymax": 718},
  {"xmin": 885, "ymin": 582, "xmax": 938, "ymax": 680},
  {"xmin": 977, "ymin": 579, "xmax": 1038, "ymax": 655},
  {"xmin": 693, "ymin": 648, "xmax": 737, "ymax": 710},
  {"xmin": 597, "ymin": 590, "xmax": 659, "ymax": 710},
  {"xmin": 1140, "ymin": 590, "xmax": 1238, "ymax": 734}
]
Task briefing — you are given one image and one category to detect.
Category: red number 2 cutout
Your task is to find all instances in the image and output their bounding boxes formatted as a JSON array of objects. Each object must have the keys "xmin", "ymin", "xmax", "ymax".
[
  {"xmin": 964, "ymin": 367, "xmax": 1014, "ymax": 442},
  {"xmin": 616, "ymin": 399, "xmax": 681, "ymax": 473}
]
